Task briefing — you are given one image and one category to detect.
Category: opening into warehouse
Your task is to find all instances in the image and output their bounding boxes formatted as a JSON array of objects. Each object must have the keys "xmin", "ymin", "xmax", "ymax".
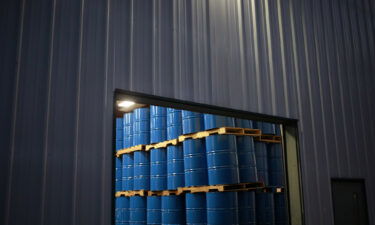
[{"xmin": 113, "ymin": 91, "xmax": 303, "ymax": 225}]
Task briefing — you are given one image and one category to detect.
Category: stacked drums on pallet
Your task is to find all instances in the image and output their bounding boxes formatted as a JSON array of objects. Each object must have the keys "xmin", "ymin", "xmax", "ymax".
[{"xmin": 115, "ymin": 106, "xmax": 287, "ymax": 225}]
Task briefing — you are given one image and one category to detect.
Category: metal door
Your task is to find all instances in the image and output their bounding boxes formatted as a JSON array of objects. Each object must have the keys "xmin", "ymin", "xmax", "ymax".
[{"xmin": 331, "ymin": 179, "xmax": 369, "ymax": 225}]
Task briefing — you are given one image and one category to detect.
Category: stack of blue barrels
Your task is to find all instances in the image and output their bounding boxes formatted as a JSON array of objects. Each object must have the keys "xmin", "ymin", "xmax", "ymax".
[
  {"xmin": 116, "ymin": 118, "xmax": 124, "ymax": 192},
  {"xmin": 256, "ymin": 192, "xmax": 275, "ymax": 225},
  {"xmin": 115, "ymin": 107, "xmax": 288, "ymax": 225},
  {"xmin": 123, "ymin": 113, "xmax": 134, "ymax": 191},
  {"xmin": 204, "ymin": 114, "xmax": 239, "ymax": 185},
  {"xmin": 235, "ymin": 119, "xmax": 258, "ymax": 183},
  {"xmin": 182, "ymin": 110, "xmax": 208, "ymax": 186},
  {"xmin": 166, "ymin": 108, "xmax": 184, "ymax": 189}
]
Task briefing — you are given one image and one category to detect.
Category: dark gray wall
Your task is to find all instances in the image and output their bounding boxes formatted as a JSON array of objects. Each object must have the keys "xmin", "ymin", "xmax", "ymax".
[{"xmin": 1, "ymin": 0, "xmax": 374, "ymax": 224}]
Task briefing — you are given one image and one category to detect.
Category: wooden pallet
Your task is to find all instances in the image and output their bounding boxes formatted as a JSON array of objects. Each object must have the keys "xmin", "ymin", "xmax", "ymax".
[
  {"xmin": 146, "ymin": 139, "xmax": 179, "ymax": 151},
  {"xmin": 148, "ymin": 190, "xmax": 180, "ymax": 196},
  {"xmin": 178, "ymin": 182, "xmax": 264, "ymax": 194},
  {"xmin": 116, "ymin": 144, "xmax": 146, "ymax": 157},
  {"xmin": 178, "ymin": 127, "xmax": 261, "ymax": 142},
  {"xmin": 255, "ymin": 134, "xmax": 282, "ymax": 143},
  {"xmin": 260, "ymin": 186, "xmax": 284, "ymax": 193}
]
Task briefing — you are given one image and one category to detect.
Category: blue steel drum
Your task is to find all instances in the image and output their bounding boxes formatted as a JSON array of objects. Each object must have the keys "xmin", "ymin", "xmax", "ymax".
[
  {"xmin": 116, "ymin": 129, "xmax": 124, "ymax": 141},
  {"xmin": 204, "ymin": 114, "xmax": 239, "ymax": 185},
  {"xmin": 255, "ymin": 142, "xmax": 269, "ymax": 186},
  {"xmin": 167, "ymin": 108, "xmax": 182, "ymax": 140},
  {"xmin": 133, "ymin": 107, "xmax": 150, "ymax": 146},
  {"xmin": 182, "ymin": 110, "xmax": 204, "ymax": 134},
  {"xmin": 133, "ymin": 151, "xmax": 150, "ymax": 190},
  {"xmin": 150, "ymin": 148, "xmax": 167, "ymax": 190},
  {"xmin": 238, "ymin": 192, "xmax": 256, "ymax": 225},
  {"xmin": 116, "ymin": 157, "xmax": 122, "ymax": 192},
  {"xmin": 274, "ymin": 193, "xmax": 288, "ymax": 225},
  {"xmin": 123, "ymin": 112, "xmax": 134, "ymax": 148},
  {"xmin": 150, "ymin": 105, "xmax": 167, "ymax": 143},
  {"xmin": 186, "ymin": 193, "xmax": 206, "ymax": 225},
  {"xmin": 116, "ymin": 197, "xmax": 130, "ymax": 225},
  {"xmin": 116, "ymin": 140, "xmax": 124, "ymax": 151},
  {"xmin": 129, "ymin": 196, "xmax": 147, "ymax": 225},
  {"xmin": 115, "ymin": 197, "xmax": 123, "ymax": 225},
  {"xmin": 236, "ymin": 135, "xmax": 257, "ymax": 183},
  {"xmin": 203, "ymin": 114, "xmax": 235, "ymax": 129},
  {"xmin": 275, "ymin": 125, "xmax": 281, "ymax": 136},
  {"xmin": 161, "ymin": 195, "xmax": 185, "ymax": 224},
  {"xmin": 254, "ymin": 122, "xmax": 276, "ymax": 135},
  {"xmin": 235, "ymin": 118, "xmax": 253, "ymax": 128},
  {"xmin": 206, "ymin": 135, "xmax": 239, "ymax": 185},
  {"xmin": 167, "ymin": 145, "xmax": 185, "ymax": 189},
  {"xmin": 256, "ymin": 192, "xmax": 275, "ymax": 225},
  {"xmin": 117, "ymin": 118, "xmax": 124, "ymax": 129},
  {"xmin": 147, "ymin": 196, "xmax": 161, "ymax": 225},
  {"xmin": 183, "ymin": 139, "xmax": 208, "ymax": 186},
  {"xmin": 122, "ymin": 154, "xmax": 134, "ymax": 190},
  {"xmin": 207, "ymin": 192, "xmax": 238, "ymax": 225},
  {"xmin": 267, "ymin": 144, "xmax": 284, "ymax": 186}
]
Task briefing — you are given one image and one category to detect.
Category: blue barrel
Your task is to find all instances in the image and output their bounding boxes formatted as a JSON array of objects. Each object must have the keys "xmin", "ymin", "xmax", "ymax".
[
  {"xmin": 267, "ymin": 144, "xmax": 284, "ymax": 186},
  {"xmin": 133, "ymin": 107, "xmax": 150, "ymax": 145},
  {"xmin": 167, "ymin": 145, "xmax": 184, "ymax": 189},
  {"xmin": 204, "ymin": 114, "xmax": 239, "ymax": 185},
  {"xmin": 275, "ymin": 125, "xmax": 281, "ymax": 136},
  {"xmin": 236, "ymin": 135, "xmax": 257, "ymax": 183},
  {"xmin": 133, "ymin": 151, "xmax": 150, "ymax": 190},
  {"xmin": 123, "ymin": 112, "xmax": 134, "ymax": 148},
  {"xmin": 116, "ymin": 197, "xmax": 130, "ymax": 225},
  {"xmin": 255, "ymin": 142, "xmax": 269, "ymax": 186},
  {"xmin": 117, "ymin": 118, "xmax": 124, "ymax": 151},
  {"xmin": 207, "ymin": 192, "xmax": 238, "ymax": 225},
  {"xmin": 150, "ymin": 148, "xmax": 167, "ymax": 190},
  {"xmin": 115, "ymin": 197, "xmax": 123, "ymax": 225},
  {"xmin": 186, "ymin": 193, "xmax": 206, "ymax": 225},
  {"xmin": 235, "ymin": 118, "xmax": 253, "ymax": 128},
  {"xmin": 147, "ymin": 196, "xmax": 161, "ymax": 224},
  {"xmin": 203, "ymin": 114, "xmax": 235, "ymax": 129},
  {"xmin": 116, "ymin": 157, "xmax": 122, "ymax": 192},
  {"xmin": 238, "ymin": 192, "xmax": 256, "ymax": 225},
  {"xmin": 167, "ymin": 108, "xmax": 182, "ymax": 140},
  {"xmin": 129, "ymin": 196, "xmax": 147, "ymax": 225},
  {"xmin": 274, "ymin": 193, "xmax": 288, "ymax": 225},
  {"xmin": 182, "ymin": 110, "xmax": 204, "ymax": 134},
  {"xmin": 150, "ymin": 105, "xmax": 167, "ymax": 143},
  {"xmin": 122, "ymin": 153, "xmax": 134, "ymax": 190},
  {"xmin": 254, "ymin": 122, "xmax": 276, "ymax": 135},
  {"xmin": 161, "ymin": 195, "xmax": 185, "ymax": 224},
  {"xmin": 183, "ymin": 139, "xmax": 208, "ymax": 186},
  {"xmin": 256, "ymin": 192, "xmax": 275, "ymax": 225}
]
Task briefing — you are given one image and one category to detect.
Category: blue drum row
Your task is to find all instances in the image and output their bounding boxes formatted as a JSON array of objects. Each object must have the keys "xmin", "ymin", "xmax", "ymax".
[{"xmin": 115, "ymin": 192, "xmax": 287, "ymax": 225}]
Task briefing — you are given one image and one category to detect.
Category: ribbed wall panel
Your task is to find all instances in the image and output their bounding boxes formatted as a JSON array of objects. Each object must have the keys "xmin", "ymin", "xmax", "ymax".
[{"xmin": 1, "ymin": 0, "xmax": 374, "ymax": 224}]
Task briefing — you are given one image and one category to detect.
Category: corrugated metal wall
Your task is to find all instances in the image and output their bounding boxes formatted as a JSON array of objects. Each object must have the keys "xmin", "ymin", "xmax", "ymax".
[{"xmin": 1, "ymin": 0, "xmax": 374, "ymax": 224}]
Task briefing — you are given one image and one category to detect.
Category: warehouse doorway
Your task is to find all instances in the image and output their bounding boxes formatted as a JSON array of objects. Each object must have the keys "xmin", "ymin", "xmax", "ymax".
[
  {"xmin": 331, "ymin": 179, "xmax": 369, "ymax": 225},
  {"xmin": 112, "ymin": 89, "xmax": 304, "ymax": 225}
]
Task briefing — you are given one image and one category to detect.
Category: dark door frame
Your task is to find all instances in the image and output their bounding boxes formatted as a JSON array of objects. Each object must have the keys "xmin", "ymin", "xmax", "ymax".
[{"xmin": 113, "ymin": 89, "xmax": 305, "ymax": 225}]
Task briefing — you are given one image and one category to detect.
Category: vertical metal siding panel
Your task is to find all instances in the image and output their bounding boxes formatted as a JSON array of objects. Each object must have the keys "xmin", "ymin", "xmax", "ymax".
[
  {"xmin": 75, "ymin": 0, "xmax": 107, "ymax": 224},
  {"xmin": 267, "ymin": 0, "xmax": 287, "ymax": 116},
  {"xmin": 152, "ymin": 0, "xmax": 174, "ymax": 98},
  {"xmin": 290, "ymin": 0, "xmax": 320, "ymax": 224},
  {"xmin": 41, "ymin": 1, "xmax": 81, "ymax": 224},
  {"xmin": 241, "ymin": 0, "xmax": 260, "ymax": 113},
  {"xmin": 129, "ymin": 0, "xmax": 153, "ymax": 94},
  {"xmin": 7, "ymin": 0, "xmax": 53, "ymax": 224},
  {"xmin": 207, "ymin": 0, "xmax": 247, "ymax": 109},
  {"xmin": 254, "ymin": 0, "xmax": 272, "ymax": 114},
  {"xmin": 173, "ymin": 0, "xmax": 193, "ymax": 100},
  {"xmin": 0, "ymin": 0, "xmax": 21, "ymax": 224},
  {"xmin": 191, "ymin": 0, "xmax": 212, "ymax": 103},
  {"xmin": 111, "ymin": 0, "xmax": 131, "ymax": 91}
]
